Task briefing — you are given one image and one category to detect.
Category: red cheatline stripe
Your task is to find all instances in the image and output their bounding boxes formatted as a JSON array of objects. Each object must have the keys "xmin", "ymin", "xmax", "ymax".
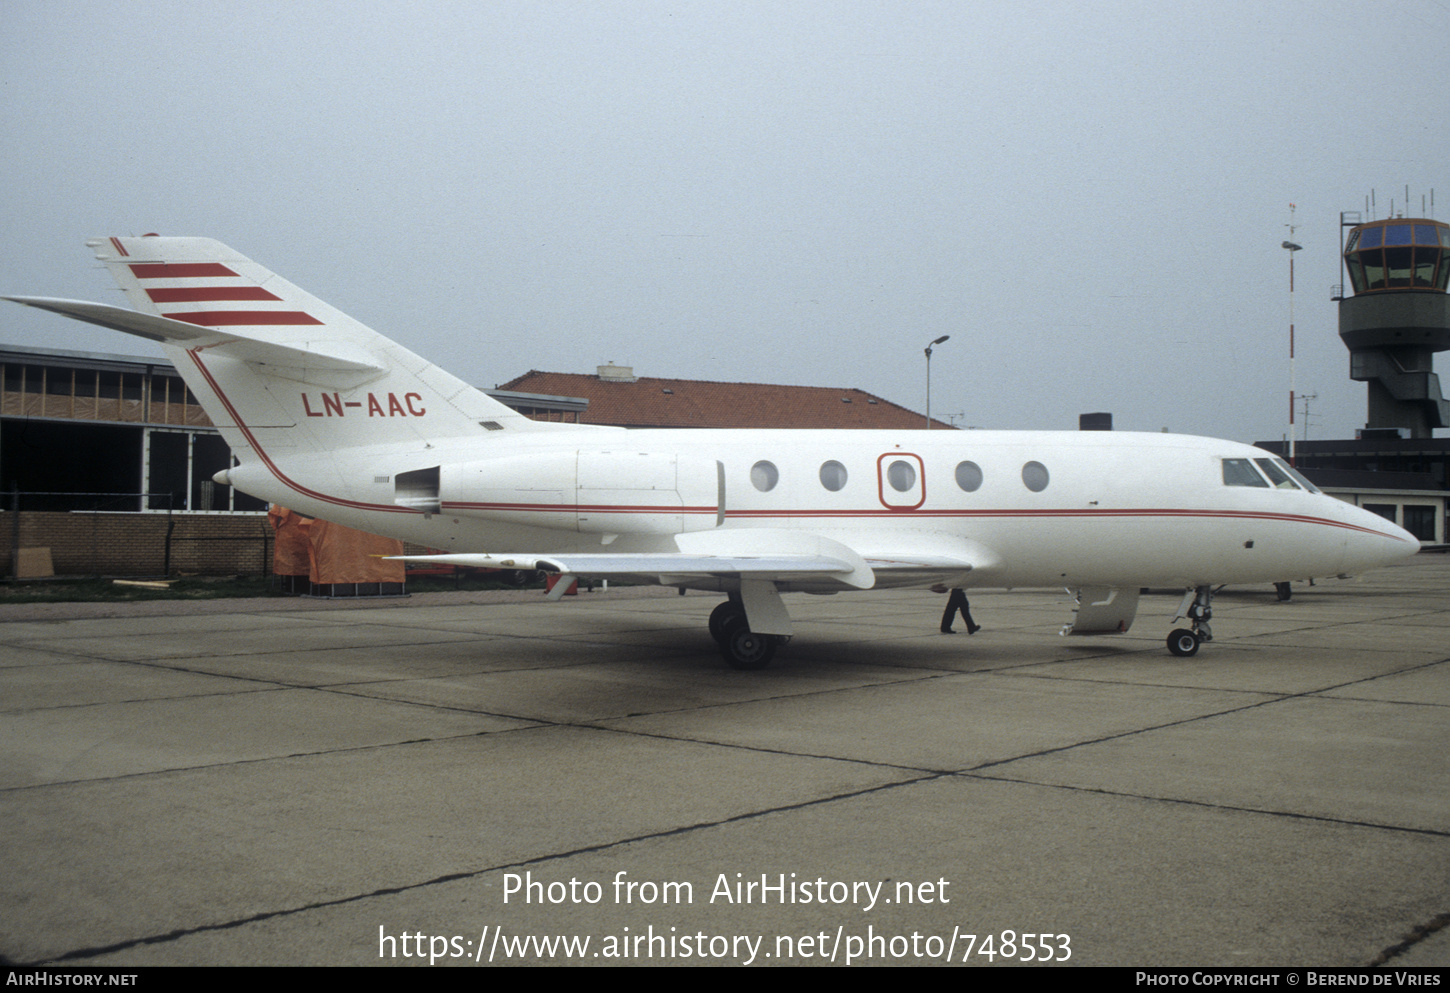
[
  {"xmin": 166, "ymin": 311, "xmax": 323, "ymax": 326},
  {"xmin": 146, "ymin": 287, "xmax": 281, "ymax": 303},
  {"xmin": 109, "ymin": 237, "xmax": 129, "ymax": 257},
  {"xmin": 443, "ymin": 502, "xmax": 718, "ymax": 514},
  {"xmin": 129, "ymin": 263, "xmax": 239, "ymax": 278}
]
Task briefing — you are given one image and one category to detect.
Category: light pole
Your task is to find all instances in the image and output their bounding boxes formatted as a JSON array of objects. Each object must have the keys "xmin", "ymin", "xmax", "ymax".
[
  {"xmin": 1283, "ymin": 221, "xmax": 1302, "ymax": 464},
  {"xmin": 924, "ymin": 335, "xmax": 949, "ymax": 429}
]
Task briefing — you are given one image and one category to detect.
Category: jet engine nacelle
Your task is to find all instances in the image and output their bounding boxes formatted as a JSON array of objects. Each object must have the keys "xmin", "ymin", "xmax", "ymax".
[{"xmin": 419, "ymin": 451, "xmax": 724, "ymax": 535}]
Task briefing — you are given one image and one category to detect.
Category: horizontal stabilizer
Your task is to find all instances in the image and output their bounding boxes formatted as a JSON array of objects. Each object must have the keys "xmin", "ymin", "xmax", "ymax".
[
  {"xmin": 5, "ymin": 296, "xmax": 214, "ymax": 343},
  {"xmin": 3, "ymin": 296, "xmax": 386, "ymax": 378}
]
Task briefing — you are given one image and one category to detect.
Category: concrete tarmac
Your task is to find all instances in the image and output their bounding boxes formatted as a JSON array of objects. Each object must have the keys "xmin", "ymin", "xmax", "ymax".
[{"xmin": 2, "ymin": 558, "xmax": 1448, "ymax": 967}]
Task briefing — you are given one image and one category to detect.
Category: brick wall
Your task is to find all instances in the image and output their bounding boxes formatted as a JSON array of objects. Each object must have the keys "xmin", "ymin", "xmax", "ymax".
[{"xmin": 2, "ymin": 512, "xmax": 272, "ymax": 577}]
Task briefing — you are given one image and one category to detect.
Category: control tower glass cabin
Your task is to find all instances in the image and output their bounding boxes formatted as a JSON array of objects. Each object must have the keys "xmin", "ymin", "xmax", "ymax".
[{"xmin": 1339, "ymin": 218, "xmax": 1450, "ymax": 437}]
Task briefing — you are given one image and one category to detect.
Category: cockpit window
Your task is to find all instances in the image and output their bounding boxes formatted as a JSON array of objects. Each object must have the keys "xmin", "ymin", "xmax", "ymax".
[
  {"xmin": 1274, "ymin": 459, "xmax": 1321, "ymax": 493},
  {"xmin": 1254, "ymin": 458, "xmax": 1301, "ymax": 490},
  {"xmin": 1222, "ymin": 459, "xmax": 1269, "ymax": 487}
]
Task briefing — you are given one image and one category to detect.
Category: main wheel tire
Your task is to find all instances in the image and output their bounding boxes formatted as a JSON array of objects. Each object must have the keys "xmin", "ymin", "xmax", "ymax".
[
  {"xmin": 719, "ymin": 622, "xmax": 777, "ymax": 670},
  {"xmin": 1167, "ymin": 628, "xmax": 1200, "ymax": 657},
  {"xmin": 709, "ymin": 601, "xmax": 745, "ymax": 644}
]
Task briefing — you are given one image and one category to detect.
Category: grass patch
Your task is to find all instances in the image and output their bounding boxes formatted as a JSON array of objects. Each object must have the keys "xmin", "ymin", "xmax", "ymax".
[{"xmin": 0, "ymin": 576, "xmax": 278, "ymax": 603}]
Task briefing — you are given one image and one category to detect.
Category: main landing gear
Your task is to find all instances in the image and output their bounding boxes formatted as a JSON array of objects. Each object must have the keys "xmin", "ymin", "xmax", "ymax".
[
  {"xmin": 1166, "ymin": 585, "xmax": 1214, "ymax": 657},
  {"xmin": 709, "ymin": 597, "xmax": 781, "ymax": 670}
]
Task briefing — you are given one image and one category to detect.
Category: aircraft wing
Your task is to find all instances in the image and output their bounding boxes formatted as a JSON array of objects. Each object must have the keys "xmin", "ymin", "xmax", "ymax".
[
  {"xmin": 390, "ymin": 551, "xmax": 877, "ymax": 587},
  {"xmin": 392, "ymin": 528, "xmax": 991, "ymax": 594}
]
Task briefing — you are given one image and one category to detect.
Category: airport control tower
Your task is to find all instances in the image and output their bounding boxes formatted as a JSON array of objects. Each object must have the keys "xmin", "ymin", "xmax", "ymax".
[{"xmin": 1339, "ymin": 215, "xmax": 1450, "ymax": 437}]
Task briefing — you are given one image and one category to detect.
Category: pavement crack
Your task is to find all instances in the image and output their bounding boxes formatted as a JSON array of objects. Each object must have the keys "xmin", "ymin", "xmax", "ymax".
[
  {"xmin": 1367, "ymin": 909, "xmax": 1450, "ymax": 965},
  {"xmin": 963, "ymin": 774, "xmax": 1450, "ymax": 838}
]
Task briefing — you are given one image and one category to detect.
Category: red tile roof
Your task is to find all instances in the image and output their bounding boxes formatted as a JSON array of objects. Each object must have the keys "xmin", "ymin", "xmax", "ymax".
[{"xmin": 498, "ymin": 370, "xmax": 953, "ymax": 429}]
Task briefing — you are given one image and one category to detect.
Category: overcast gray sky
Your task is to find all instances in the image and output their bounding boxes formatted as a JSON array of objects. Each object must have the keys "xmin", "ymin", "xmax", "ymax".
[{"xmin": 3, "ymin": 0, "xmax": 1446, "ymax": 443}]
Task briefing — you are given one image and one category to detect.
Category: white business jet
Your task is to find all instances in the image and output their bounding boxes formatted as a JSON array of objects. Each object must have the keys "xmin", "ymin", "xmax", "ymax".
[{"xmin": 5, "ymin": 237, "xmax": 1419, "ymax": 668}]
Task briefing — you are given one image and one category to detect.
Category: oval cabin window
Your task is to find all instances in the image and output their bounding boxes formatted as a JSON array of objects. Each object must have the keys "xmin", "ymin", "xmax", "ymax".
[
  {"xmin": 1021, "ymin": 461, "xmax": 1049, "ymax": 492},
  {"xmin": 751, "ymin": 460, "xmax": 779, "ymax": 492},
  {"xmin": 819, "ymin": 460, "xmax": 848, "ymax": 491},
  {"xmin": 955, "ymin": 461, "xmax": 983, "ymax": 492},
  {"xmin": 886, "ymin": 459, "xmax": 916, "ymax": 492}
]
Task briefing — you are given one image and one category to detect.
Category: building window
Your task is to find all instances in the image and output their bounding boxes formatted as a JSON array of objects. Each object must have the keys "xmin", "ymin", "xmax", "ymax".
[
  {"xmin": 1363, "ymin": 503, "xmax": 1397, "ymax": 523},
  {"xmin": 145, "ymin": 428, "xmax": 265, "ymax": 512},
  {"xmin": 1402, "ymin": 505, "xmax": 1436, "ymax": 541},
  {"xmin": 0, "ymin": 420, "xmax": 142, "ymax": 511}
]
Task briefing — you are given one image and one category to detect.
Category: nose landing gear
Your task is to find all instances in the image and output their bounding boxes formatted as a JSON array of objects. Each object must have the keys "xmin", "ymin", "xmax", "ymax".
[{"xmin": 1166, "ymin": 585, "xmax": 1214, "ymax": 657}]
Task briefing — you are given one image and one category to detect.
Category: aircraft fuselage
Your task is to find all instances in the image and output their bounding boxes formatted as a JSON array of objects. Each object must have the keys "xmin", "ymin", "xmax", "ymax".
[{"xmin": 226, "ymin": 426, "xmax": 1415, "ymax": 593}]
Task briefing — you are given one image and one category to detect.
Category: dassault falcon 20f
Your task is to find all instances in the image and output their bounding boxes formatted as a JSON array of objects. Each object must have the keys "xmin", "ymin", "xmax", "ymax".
[{"xmin": 6, "ymin": 237, "xmax": 1419, "ymax": 667}]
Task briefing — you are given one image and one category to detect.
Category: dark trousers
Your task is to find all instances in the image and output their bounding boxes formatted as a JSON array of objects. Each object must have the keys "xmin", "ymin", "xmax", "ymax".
[{"xmin": 941, "ymin": 588, "xmax": 976, "ymax": 632}]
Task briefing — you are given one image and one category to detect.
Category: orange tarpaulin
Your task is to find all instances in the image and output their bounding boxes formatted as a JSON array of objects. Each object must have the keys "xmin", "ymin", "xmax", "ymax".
[
  {"xmin": 270, "ymin": 506, "xmax": 405, "ymax": 583},
  {"xmin": 269, "ymin": 505, "xmax": 311, "ymax": 577},
  {"xmin": 303, "ymin": 517, "xmax": 406, "ymax": 584}
]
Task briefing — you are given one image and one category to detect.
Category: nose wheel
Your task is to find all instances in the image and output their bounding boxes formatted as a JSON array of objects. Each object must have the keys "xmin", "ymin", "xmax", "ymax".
[
  {"xmin": 1166, "ymin": 585, "xmax": 1214, "ymax": 657},
  {"xmin": 1166, "ymin": 627, "xmax": 1200, "ymax": 657}
]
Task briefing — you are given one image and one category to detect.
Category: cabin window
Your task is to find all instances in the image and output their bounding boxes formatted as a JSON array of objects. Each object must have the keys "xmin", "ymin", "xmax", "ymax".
[
  {"xmin": 885, "ymin": 459, "xmax": 916, "ymax": 492},
  {"xmin": 1222, "ymin": 458, "xmax": 1269, "ymax": 487},
  {"xmin": 819, "ymin": 460, "xmax": 848, "ymax": 491},
  {"xmin": 750, "ymin": 460, "xmax": 779, "ymax": 492},
  {"xmin": 955, "ymin": 461, "xmax": 983, "ymax": 492},
  {"xmin": 1253, "ymin": 458, "xmax": 1301, "ymax": 490},
  {"xmin": 1021, "ymin": 461, "xmax": 1049, "ymax": 492}
]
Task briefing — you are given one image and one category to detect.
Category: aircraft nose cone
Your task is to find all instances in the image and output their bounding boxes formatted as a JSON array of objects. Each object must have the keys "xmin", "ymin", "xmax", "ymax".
[{"xmin": 1343, "ymin": 507, "xmax": 1420, "ymax": 572}]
